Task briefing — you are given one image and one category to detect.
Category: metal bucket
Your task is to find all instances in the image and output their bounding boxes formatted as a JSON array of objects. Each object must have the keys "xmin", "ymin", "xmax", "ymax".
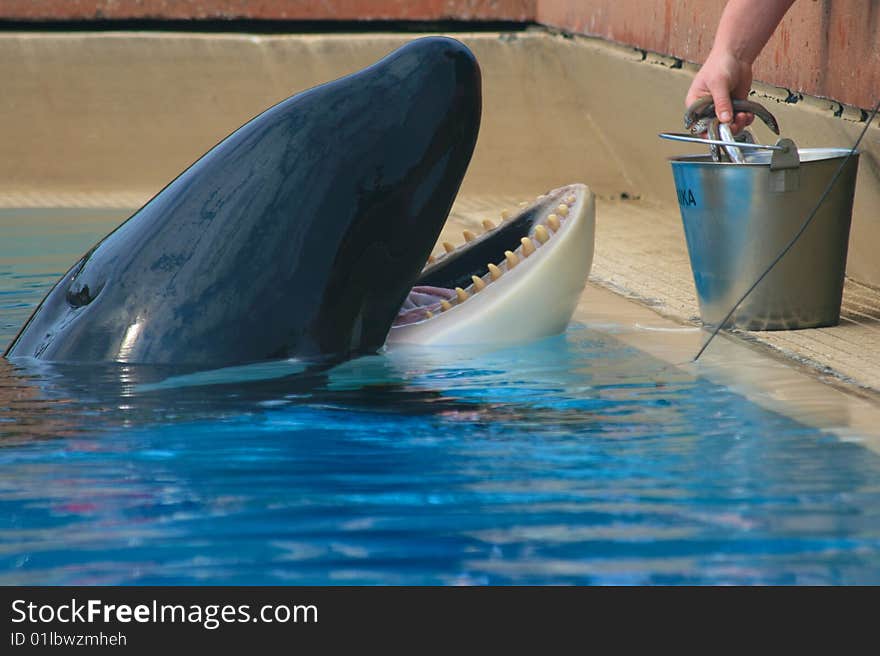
[{"xmin": 665, "ymin": 137, "xmax": 859, "ymax": 330}]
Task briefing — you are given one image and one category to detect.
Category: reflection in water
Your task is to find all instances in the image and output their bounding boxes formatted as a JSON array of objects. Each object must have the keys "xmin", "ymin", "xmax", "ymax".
[
  {"xmin": 0, "ymin": 358, "xmax": 80, "ymax": 446},
  {"xmin": 2, "ymin": 208, "xmax": 880, "ymax": 584},
  {"xmin": 2, "ymin": 331, "xmax": 880, "ymax": 584}
]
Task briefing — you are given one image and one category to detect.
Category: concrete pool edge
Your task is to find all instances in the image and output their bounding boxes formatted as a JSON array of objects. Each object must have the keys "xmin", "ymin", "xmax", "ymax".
[{"xmin": 576, "ymin": 282, "xmax": 880, "ymax": 453}]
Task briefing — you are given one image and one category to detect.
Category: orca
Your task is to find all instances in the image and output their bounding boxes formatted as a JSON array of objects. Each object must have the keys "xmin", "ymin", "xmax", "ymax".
[{"xmin": 5, "ymin": 37, "xmax": 595, "ymax": 370}]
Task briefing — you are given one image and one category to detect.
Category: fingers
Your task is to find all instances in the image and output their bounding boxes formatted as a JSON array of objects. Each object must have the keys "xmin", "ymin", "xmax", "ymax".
[
  {"xmin": 684, "ymin": 79, "xmax": 709, "ymax": 110},
  {"xmin": 708, "ymin": 79, "xmax": 734, "ymax": 124},
  {"xmin": 730, "ymin": 111, "xmax": 753, "ymax": 135}
]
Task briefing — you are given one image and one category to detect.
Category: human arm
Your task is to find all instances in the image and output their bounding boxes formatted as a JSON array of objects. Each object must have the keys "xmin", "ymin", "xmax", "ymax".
[{"xmin": 686, "ymin": 0, "xmax": 796, "ymax": 132}]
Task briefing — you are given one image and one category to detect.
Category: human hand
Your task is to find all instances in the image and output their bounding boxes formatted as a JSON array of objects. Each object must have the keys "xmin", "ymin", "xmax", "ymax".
[{"xmin": 685, "ymin": 48, "xmax": 755, "ymax": 134}]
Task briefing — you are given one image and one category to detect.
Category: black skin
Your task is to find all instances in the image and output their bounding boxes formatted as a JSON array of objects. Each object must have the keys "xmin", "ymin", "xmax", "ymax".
[{"xmin": 5, "ymin": 37, "xmax": 481, "ymax": 366}]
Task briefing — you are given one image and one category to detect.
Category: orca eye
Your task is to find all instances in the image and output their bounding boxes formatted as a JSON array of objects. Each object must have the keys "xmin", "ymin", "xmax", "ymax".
[
  {"xmin": 67, "ymin": 283, "xmax": 99, "ymax": 308},
  {"xmin": 64, "ymin": 251, "xmax": 105, "ymax": 308}
]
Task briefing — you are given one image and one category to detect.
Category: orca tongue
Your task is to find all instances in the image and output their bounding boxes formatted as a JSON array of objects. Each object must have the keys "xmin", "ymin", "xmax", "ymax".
[
  {"xmin": 400, "ymin": 286, "xmax": 456, "ymax": 309},
  {"xmin": 393, "ymin": 286, "xmax": 455, "ymax": 326}
]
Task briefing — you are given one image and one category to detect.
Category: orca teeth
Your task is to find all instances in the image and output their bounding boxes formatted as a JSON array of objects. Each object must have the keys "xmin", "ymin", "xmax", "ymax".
[
  {"xmin": 425, "ymin": 193, "xmax": 566, "ymax": 267},
  {"xmin": 406, "ymin": 187, "xmax": 579, "ymax": 324},
  {"xmin": 460, "ymin": 194, "xmax": 575, "ymax": 294}
]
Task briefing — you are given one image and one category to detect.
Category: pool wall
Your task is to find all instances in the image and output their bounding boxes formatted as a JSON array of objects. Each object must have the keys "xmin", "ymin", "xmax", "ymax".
[
  {"xmin": 2, "ymin": 29, "xmax": 879, "ymax": 286},
  {"xmin": 4, "ymin": 0, "xmax": 876, "ymax": 109}
]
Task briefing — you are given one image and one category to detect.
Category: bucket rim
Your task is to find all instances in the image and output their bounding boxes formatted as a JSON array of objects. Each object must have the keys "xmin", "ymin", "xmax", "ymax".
[{"xmin": 668, "ymin": 147, "xmax": 858, "ymax": 165}]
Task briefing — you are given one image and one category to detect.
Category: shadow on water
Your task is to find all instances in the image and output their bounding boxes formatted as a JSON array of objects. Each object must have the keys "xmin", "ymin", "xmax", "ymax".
[
  {"xmin": 1, "ymin": 327, "xmax": 697, "ymax": 448},
  {"xmin": 0, "ymin": 350, "xmax": 522, "ymax": 444}
]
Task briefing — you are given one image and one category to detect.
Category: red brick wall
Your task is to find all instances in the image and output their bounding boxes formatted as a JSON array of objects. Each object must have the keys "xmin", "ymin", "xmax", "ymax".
[
  {"xmin": 537, "ymin": 0, "xmax": 878, "ymax": 111},
  {"xmin": 0, "ymin": 0, "xmax": 536, "ymax": 22}
]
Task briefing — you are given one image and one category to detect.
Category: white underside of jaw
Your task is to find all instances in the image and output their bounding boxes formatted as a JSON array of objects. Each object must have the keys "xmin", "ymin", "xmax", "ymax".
[{"xmin": 386, "ymin": 183, "xmax": 596, "ymax": 347}]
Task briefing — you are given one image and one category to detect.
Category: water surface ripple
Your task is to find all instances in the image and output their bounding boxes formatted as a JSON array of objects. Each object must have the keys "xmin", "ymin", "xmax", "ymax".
[{"xmin": 1, "ymin": 209, "xmax": 879, "ymax": 584}]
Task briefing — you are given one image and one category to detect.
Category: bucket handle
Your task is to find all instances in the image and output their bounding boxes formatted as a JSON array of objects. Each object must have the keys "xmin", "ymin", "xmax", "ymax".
[{"xmin": 658, "ymin": 133, "xmax": 800, "ymax": 170}]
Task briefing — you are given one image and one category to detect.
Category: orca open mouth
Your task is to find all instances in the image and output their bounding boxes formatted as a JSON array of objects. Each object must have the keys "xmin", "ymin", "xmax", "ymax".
[{"xmin": 388, "ymin": 184, "xmax": 595, "ymax": 347}]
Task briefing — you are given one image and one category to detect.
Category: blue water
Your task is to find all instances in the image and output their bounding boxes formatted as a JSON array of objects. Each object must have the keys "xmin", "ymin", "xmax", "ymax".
[{"xmin": 2, "ymin": 209, "xmax": 880, "ymax": 585}]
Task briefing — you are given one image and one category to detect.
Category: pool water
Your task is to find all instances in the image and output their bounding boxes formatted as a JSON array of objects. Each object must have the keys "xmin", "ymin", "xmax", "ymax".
[{"xmin": 2, "ymin": 209, "xmax": 880, "ymax": 585}]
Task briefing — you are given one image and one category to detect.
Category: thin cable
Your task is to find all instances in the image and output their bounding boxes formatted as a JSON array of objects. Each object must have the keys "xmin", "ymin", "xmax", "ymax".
[{"xmin": 693, "ymin": 97, "xmax": 880, "ymax": 362}]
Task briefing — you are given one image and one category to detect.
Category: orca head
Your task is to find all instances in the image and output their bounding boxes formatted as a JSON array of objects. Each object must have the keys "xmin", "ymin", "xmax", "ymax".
[{"xmin": 6, "ymin": 37, "xmax": 481, "ymax": 365}]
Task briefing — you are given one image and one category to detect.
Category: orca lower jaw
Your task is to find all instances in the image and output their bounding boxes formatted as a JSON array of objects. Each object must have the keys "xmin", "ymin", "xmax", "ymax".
[{"xmin": 387, "ymin": 184, "xmax": 596, "ymax": 347}]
